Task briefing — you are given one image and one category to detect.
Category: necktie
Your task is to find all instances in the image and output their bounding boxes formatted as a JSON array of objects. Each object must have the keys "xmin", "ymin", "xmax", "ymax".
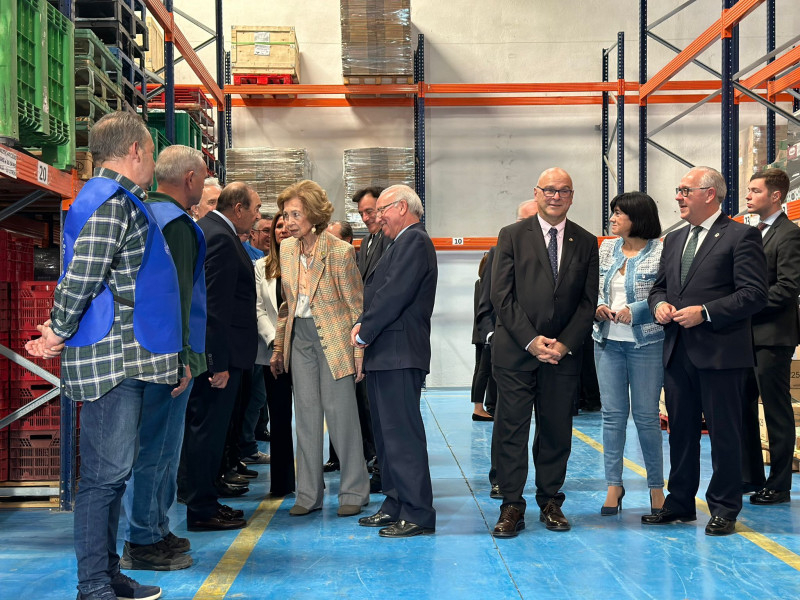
[
  {"xmin": 366, "ymin": 234, "xmax": 375, "ymax": 256},
  {"xmin": 547, "ymin": 227, "xmax": 559, "ymax": 281},
  {"xmin": 680, "ymin": 226, "xmax": 702, "ymax": 284},
  {"xmin": 757, "ymin": 222, "xmax": 769, "ymax": 232}
]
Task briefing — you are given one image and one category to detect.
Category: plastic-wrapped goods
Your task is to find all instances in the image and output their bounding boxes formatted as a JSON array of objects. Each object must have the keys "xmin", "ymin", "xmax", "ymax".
[
  {"xmin": 340, "ymin": 0, "xmax": 412, "ymax": 79},
  {"xmin": 343, "ymin": 147, "xmax": 415, "ymax": 233},
  {"xmin": 226, "ymin": 148, "xmax": 310, "ymax": 217}
]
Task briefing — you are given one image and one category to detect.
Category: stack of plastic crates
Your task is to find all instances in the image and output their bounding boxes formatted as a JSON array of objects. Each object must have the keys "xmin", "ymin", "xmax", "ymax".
[{"xmin": 0, "ymin": 281, "xmax": 10, "ymax": 482}]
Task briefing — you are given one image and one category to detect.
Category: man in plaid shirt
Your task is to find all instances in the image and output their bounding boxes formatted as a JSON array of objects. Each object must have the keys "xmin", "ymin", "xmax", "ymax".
[{"xmin": 27, "ymin": 112, "xmax": 187, "ymax": 600}]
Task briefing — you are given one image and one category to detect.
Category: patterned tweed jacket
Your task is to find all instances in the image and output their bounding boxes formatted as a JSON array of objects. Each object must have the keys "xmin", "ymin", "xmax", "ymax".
[{"xmin": 274, "ymin": 231, "xmax": 364, "ymax": 380}]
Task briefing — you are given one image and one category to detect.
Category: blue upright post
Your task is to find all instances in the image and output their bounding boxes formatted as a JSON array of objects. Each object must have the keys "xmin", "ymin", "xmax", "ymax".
[
  {"xmin": 602, "ymin": 48, "xmax": 609, "ymax": 235},
  {"xmin": 721, "ymin": 0, "xmax": 739, "ymax": 216},
  {"xmin": 617, "ymin": 32, "xmax": 625, "ymax": 198},
  {"xmin": 217, "ymin": 0, "xmax": 226, "ymax": 176},
  {"xmin": 414, "ymin": 34, "xmax": 425, "ymax": 223},
  {"xmin": 639, "ymin": 0, "xmax": 647, "ymax": 193},
  {"xmin": 165, "ymin": 0, "xmax": 175, "ymax": 143}
]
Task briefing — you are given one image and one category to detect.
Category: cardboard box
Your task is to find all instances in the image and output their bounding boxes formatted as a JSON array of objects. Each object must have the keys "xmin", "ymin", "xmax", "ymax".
[
  {"xmin": 144, "ymin": 17, "xmax": 165, "ymax": 74},
  {"xmin": 76, "ymin": 151, "xmax": 93, "ymax": 181},
  {"xmin": 759, "ymin": 401, "xmax": 768, "ymax": 445},
  {"xmin": 791, "ymin": 360, "xmax": 800, "ymax": 389},
  {"xmin": 231, "ymin": 26, "xmax": 300, "ymax": 82}
]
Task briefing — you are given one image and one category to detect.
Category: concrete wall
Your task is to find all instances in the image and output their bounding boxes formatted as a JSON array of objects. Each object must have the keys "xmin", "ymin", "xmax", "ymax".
[{"xmin": 171, "ymin": 0, "xmax": 799, "ymax": 386}]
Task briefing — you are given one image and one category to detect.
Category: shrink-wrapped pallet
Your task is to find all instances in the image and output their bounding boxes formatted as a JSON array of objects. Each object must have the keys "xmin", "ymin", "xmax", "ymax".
[{"xmin": 226, "ymin": 147, "xmax": 310, "ymax": 217}]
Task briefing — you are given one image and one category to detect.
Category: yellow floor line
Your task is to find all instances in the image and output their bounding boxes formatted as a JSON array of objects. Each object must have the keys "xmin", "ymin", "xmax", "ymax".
[
  {"xmin": 573, "ymin": 426, "xmax": 800, "ymax": 572},
  {"xmin": 192, "ymin": 496, "xmax": 283, "ymax": 600}
]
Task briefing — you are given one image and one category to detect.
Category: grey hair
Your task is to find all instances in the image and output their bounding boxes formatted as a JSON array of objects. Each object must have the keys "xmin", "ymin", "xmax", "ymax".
[
  {"xmin": 381, "ymin": 184, "xmax": 423, "ymax": 218},
  {"xmin": 516, "ymin": 199, "xmax": 537, "ymax": 219},
  {"xmin": 89, "ymin": 112, "xmax": 151, "ymax": 163},
  {"xmin": 695, "ymin": 166, "xmax": 727, "ymax": 202},
  {"xmin": 204, "ymin": 177, "xmax": 222, "ymax": 189},
  {"xmin": 154, "ymin": 145, "xmax": 205, "ymax": 185}
]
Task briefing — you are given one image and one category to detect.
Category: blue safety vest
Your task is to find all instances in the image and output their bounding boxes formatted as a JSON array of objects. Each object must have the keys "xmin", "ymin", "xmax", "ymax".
[
  {"xmin": 146, "ymin": 200, "xmax": 207, "ymax": 353},
  {"xmin": 59, "ymin": 177, "xmax": 182, "ymax": 354}
]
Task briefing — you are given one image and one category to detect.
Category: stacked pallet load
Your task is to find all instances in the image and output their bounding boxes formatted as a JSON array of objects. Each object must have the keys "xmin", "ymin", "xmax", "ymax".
[
  {"xmin": 787, "ymin": 111, "xmax": 800, "ymax": 203},
  {"xmin": 226, "ymin": 148, "xmax": 309, "ymax": 217},
  {"xmin": 230, "ymin": 26, "xmax": 300, "ymax": 84},
  {"xmin": 343, "ymin": 147, "xmax": 414, "ymax": 233},
  {"xmin": 74, "ymin": 0, "xmax": 149, "ymax": 118},
  {"xmin": 340, "ymin": 0, "xmax": 412, "ymax": 84},
  {"xmin": 738, "ymin": 124, "xmax": 788, "ymax": 212}
]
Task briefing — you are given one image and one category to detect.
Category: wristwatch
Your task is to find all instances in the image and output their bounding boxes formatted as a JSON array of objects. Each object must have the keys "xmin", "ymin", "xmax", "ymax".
[{"xmin": 700, "ymin": 306, "xmax": 708, "ymax": 322}]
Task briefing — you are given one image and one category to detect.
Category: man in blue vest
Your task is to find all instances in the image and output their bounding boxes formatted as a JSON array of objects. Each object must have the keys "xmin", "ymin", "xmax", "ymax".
[
  {"xmin": 120, "ymin": 146, "xmax": 208, "ymax": 572},
  {"xmin": 26, "ymin": 111, "xmax": 186, "ymax": 600}
]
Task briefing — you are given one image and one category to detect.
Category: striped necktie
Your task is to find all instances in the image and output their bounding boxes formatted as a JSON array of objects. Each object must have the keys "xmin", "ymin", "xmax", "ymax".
[{"xmin": 680, "ymin": 226, "xmax": 702, "ymax": 284}]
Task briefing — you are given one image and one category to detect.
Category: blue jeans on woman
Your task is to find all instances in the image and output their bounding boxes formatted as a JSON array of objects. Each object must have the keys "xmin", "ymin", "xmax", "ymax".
[{"xmin": 594, "ymin": 339, "xmax": 665, "ymax": 489}]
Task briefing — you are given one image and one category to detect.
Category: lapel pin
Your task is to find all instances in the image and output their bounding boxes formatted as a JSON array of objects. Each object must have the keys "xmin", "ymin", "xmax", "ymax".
[
  {"xmin": 714, "ymin": 233, "xmax": 719, "ymax": 238},
  {"xmin": 569, "ymin": 237, "xmax": 573, "ymax": 242}
]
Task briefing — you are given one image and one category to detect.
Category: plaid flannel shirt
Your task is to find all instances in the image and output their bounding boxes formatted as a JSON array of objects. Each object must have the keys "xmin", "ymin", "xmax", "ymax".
[{"xmin": 50, "ymin": 168, "xmax": 179, "ymax": 401}]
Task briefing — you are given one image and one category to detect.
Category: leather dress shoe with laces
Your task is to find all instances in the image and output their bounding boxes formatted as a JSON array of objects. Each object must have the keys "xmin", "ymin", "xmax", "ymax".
[
  {"xmin": 539, "ymin": 499, "xmax": 570, "ymax": 531},
  {"xmin": 750, "ymin": 488, "xmax": 791, "ymax": 505},
  {"xmin": 215, "ymin": 481, "xmax": 249, "ymax": 497},
  {"xmin": 641, "ymin": 507, "xmax": 697, "ymax": 525},
  {"xmin": 221, "ymin": 470, "xmax": 250, "ymax": 486},
  {"xmin": 218, "ymin": 504, "xmax": 244, "ymax": 519},
  {"xmin": 378, "ymin": 520, "xmax": 435, "ymax": 538},
  {"xmin": 492, "ymin": 505, "xmax": 525, "ymax": 538},
  {"xmin": 705, "ymin": 515, "xmax": 736, "ymax": 536},
  {"xmin": 323, "ymin": 460, "xmax": 341, "ymax": 472},
  {"xmin": 490, "ymin": 484, "xmax": 502, "ymax": 499},
  {"xmin": 187, "ymin": 511, "xmax": 246, "ymax": 532},
  {"xmin": 358, "ymin": 510, "xmax": 397, "ymax": 527},
  {"xmin": 236, "ymin": 462, "xmax": 258, "ymax": 478}
]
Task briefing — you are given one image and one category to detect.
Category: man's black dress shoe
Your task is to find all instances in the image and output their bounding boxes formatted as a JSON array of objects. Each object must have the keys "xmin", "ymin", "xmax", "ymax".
[
  {"xmin": 490, "ymin": 484, "xmax": 502, "ymax": 499},
  {"xmin": 358, "ymin": 511, "xmax": 397, "ymax": 527},
  {"xmin": 323, "ymin": 460, "xmax": 341, "ymax": 473},
  {"xmin": 741, "ymin": 482, "xmax": 764, "ymax": 495},
  {"xmin": 218, "ymin": 504, "xmax": 244, "ymax": 519},
  {"xmin": 215, "ymin": 481, "xmax": 249, "ymax": 497},
  {"xmin": 222, "ymin": 471, "xmax": 250, "ymax": 486},
  {"xmin": 188, "ymin": 511, "xmax": 246, "ymax": 532},
  {"xmin": 369, "ymin": 476, "xmax": 382, "ymax": 493},
  {"xmin": 492, "ymin": 505, "xmax": 525, "ymax": 538},
  {"xmin": 378, "ymin": 520, "xmax": 435, "ymax": 538},
  {"xmin": 237, "ymin": 462, "xmax": 258, "ymax": 478},
  {"xmin": 705, "ymin": 515, "xmax": 736, "ymax": 536},
  {"xmin": 641, "ymin": 508, "xmax": 697, "ymax": 525},
  {"xmin": 750, "ymin": 488, "xmax": 791, "ymax": 505},
  {"xmin": 539, "ymin": 499, "xmax": 570, "ymax": 531}
]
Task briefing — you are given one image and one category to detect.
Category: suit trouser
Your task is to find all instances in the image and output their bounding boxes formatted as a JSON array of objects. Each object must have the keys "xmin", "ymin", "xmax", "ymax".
[
  {"xmin": 327, "ymin": 376, "xmax": 377, "ymax": 466},
  {"xmin": 222, "ymin": 368, "xmax": 251, "ymax": 473},
  {"xmin": 663, "ymin": 334, "xmax": 746, "ymax": 519},
  {"xmin": 262, "ymin": 363, "xmax": 295, "ymax": 495},
  {"xmin": 369, "ymin": 368, "xmax": 436, "ymax": 528},
  {"xmin": 492, "ymin": 360, "xmax": 578, "ymax": 511},
  {"xmin": 471, "ymin": 343, "xmax": 497, "ymax": 412},
  {"xmin": 291, "ymin": 317, "xmax": 369, "ymax": 509},
  {"xmin": 239, "ymin": 364, "xmax": 267, "ymax": 458},
  {"xmin": 742, "ymin": 345, "xmax": 796, "ymax": 492},
  {"xmin": 179, "ymin": 368, "xmax": 242, "ymax": 521}
]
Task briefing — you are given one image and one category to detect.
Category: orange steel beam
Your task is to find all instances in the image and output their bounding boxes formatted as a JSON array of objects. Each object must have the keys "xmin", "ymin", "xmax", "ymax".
[
  {"xmin": 640, "ymin": 0, "xmax": 764, "ymax": 101},
  {"xmin": 230, "ymin": 97, "xmax": 414, "ymax": 108},
  {"xmin": 768, "ymin": 66, "xmax": 800, "ymax": 101},
  {"xmin": 425, "ymin": 82, "xmax": 635, "ymax": 94},
  {"xmin": 145, "ymin": 0, "xmax": 224, "ymax": 107},
  {"xmin": 738, "ymin": 45, "xmax": 800, "ymax": 96}
]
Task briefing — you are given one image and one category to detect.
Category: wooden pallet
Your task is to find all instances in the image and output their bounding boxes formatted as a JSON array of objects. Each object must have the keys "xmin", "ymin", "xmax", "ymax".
[{"xmin": 343, "ymin": 74, "xmax": 415, "ymax": 98}]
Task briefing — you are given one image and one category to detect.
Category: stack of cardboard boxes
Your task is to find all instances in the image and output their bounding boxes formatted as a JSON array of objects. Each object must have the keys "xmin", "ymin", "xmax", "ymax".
[{"xmin": 226, "ymin": 147, "xmax": 309, "ymax": 217}]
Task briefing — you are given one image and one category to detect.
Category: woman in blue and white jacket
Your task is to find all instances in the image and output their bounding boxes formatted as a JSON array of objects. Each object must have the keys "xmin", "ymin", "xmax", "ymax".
[{"xmin": 593, "ymin": 191, "xmax": 665, "ymax": 517}]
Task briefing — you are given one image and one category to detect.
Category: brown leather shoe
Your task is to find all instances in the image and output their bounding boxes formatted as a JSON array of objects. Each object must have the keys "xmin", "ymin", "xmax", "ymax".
[
  {"xmin": 539, "ymin": 499, "xmax": 570, "ymax": 531},
  {"xmin": 492, "ymin": 505, "xmax": 525, "ymax": 538}
]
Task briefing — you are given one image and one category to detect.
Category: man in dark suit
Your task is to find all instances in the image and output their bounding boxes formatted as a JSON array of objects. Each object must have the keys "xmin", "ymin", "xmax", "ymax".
[
  {"xmin": 741, "ymin": 168, "xmax": 800, "ymax": 505},
  {"xmin": 351, "ymin": 184, "xmax": 438, "ymax": 538},
  {"xmin": 490, "ymin": 168, "xmax": 598, "ymax": 537},
  {"xmin": 180, "ymin": 181, "xmax": 261, "ymax": 531},
  {"xmin": 645, "ymin": 166, "xmax": 768, "ymax": 536}
]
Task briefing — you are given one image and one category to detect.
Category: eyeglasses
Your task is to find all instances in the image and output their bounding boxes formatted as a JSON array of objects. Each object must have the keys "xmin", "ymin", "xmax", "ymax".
[
  {"xmin": 376, "ymin": 199, "xmax": 402, "ymax": 216},
  {"xmin": 536, "ymin": 186, "xmax": 574, "ymax": 199},
  {"xmin": 675, "ymin": 187, "xmax": 711, "ymax": 197}
]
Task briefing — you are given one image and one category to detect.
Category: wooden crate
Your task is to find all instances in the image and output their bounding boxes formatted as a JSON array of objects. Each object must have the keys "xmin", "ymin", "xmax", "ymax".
[
  {"xmin": 144, "ymin": 16, "xmax": 164, "ymax": 74},
  {"xmin": 231, "ymin": 26, "xmax": 299, "ymax": 81},
  {"xmin": 76, "ymin": 151, "xmax": 93, "ymax": 181}
]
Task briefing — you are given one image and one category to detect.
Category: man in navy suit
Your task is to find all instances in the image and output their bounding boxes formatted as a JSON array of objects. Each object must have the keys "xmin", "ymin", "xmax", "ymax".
[
  {"xmin": 646, "ymin": 166, "xmax": 768, "ymax": 536},
  {"xmin": 351, "ymin": 184, "xmax": 438, "ymax": 538}
]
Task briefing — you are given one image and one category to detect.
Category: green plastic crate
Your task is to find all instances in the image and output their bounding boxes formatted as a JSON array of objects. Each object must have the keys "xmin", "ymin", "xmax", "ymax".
[
  {"xmin": 0, "ymin": 0, "xmax": 19, "ymax": 142},
  {"xmin": 148, "ymin": 126, "xmax": 171, "ymax": 190},
  {"xmin": 147, "ymin": 110, "xmax": 203, "ymax": 151},
  {"xmin": 16, "ymin": 0, "xmax": 46, "ymax": 136}
]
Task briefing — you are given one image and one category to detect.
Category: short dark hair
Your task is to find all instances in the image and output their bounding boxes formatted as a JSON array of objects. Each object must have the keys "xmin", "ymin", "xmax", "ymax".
[
  {"xmin": 352, "ymin": 186, "xmax": 384, "ymax": 204},
  {"xmin": 751, "ymin": 168, "xmax": 790, "ymax": 202},
  {"xmin": 610, "ymin": 191, "xmax": 662, "ymax": 240},
  {"xmin": 336, "ymin": 220, "xmax": 353, "ymax": 242},
  {"xmin": 89, "ymin": 112, "xmax": 151, "ymax": 163},
  {"xmin": 217, "ymin": 181, "xmax": 255, "ymax": 213}
]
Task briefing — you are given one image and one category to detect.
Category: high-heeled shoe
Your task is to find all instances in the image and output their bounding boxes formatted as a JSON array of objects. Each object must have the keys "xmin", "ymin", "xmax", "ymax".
[
  {"xmin": 600, "ymin": 486, "xmax": 625, "ymax": 516},
  {"xmin": 649, "ymin": 489, "xmax": 665, "ymax": 515}
]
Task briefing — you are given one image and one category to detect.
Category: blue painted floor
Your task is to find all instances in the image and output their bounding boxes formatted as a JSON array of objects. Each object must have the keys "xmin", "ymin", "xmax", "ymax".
[{"xmin": 1, "ymin": 388, "xmax": 799, "ymax": 599}]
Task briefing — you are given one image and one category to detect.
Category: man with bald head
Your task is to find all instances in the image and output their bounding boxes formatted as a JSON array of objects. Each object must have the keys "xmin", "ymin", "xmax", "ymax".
[{"xmin": 490, "ymin": 168, "xmax": 598, "ymax": 537}]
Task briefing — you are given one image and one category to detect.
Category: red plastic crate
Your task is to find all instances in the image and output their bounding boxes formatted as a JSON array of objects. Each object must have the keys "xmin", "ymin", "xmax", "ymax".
[
  {"xmin": 11, "ymin": 356, "xmax": 60, "ymax": 382},
  {"xmin": 233, "ymin": 72, "xmax": 294, "ymax": 85},
  {"xmin": 0, "ymin": 429, "xmax": 8, "ymax": 482},
  {"xmin": 9, "ymin": 429, "xmax": 60, "ymax": 481}
]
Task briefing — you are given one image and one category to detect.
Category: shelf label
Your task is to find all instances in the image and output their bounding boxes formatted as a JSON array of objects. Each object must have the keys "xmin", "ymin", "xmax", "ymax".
[
  {"xmin": 36, "ymin": 162, "xmax": 49, "ymax": 186},
  {"xmin": 0, "ymin": 147, "xmax": 17, "ymax": 179},
  {"xmin": 452, "ymin": 237, "xmax": 464, "ymax": 245}
]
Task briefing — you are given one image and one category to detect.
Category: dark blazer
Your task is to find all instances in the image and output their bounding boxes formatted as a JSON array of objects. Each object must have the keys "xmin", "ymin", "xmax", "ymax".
[
  {"xmin": 359, "ymin": 223, "xmax": 437, "ymax": 372},
  {"xmin": 198, "ymin": 211, "xmax": 258, "ymax": 372},
  {"xmin": 476, "ymin": 246, "xmax": 496, "ymax": 343},
  {"xmin": 490, "ymin": 217, "xmax": 599, "ymax": 372},
  {"xmin": 750, "ymin": 211, "xmax": 800, "ymax": 347},
  {"xmin": 648, "ymin": 213, "xmax": 768, "ymax": 370},
  {"xmin": 357, "ymin": 230, "xmax": 390, "ymax": 282}
]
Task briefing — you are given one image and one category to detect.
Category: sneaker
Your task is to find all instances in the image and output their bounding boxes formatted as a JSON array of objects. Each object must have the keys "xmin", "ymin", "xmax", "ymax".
[
  {"xmin": 109, "ymin": 572, "xmax": 162, "ymax": 600},
  {"xmin": 162, "ymin": 531, "xmax": 191, "ymax": 553},
  {"xmin": 77, "ymin": 586, "xmax": 118, "ymax": 600},
  {"xmin": 241, "ymin": 451, "xmax": 270, "ymax": 464},
  {"xmin": 120, "ymin": 540, "xmax": 192, "ymax": 571}
]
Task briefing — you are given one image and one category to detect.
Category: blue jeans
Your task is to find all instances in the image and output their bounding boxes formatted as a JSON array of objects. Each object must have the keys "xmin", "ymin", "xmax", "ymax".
[
  {"xmin": 122, "ymin": 379, "xmax": 193, "ymax": 544},
  {"xmin": 594, "ymin": 339, "xmax": 665, "ymax": 488},
  {"xmin": 74, "ymin": 378, "xmax": 154, "ymax": 595}
]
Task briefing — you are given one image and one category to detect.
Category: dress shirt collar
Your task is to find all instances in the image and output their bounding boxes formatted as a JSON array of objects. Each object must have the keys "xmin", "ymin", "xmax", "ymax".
[{"xmin": 212, "ymin": 209, "xmax": 237, "ymax": 235}]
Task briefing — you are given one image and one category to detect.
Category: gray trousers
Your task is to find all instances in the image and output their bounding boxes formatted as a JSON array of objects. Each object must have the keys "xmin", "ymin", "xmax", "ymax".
[{"xmin": 291, "ymin": 317, "xmax": 369, "ymax": 509}]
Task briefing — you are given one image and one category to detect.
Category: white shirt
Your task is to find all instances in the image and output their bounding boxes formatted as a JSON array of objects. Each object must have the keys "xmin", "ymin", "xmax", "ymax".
[
  {"xmin": 537, "ymin": 214, "xmax": 566, "ymax": 270},
  {"xmin": 682, "ymin": 208, "xmax": 721, "ymax": 255},
  {"xmin": 758, "ymin": 209, "xmax": 781, "ymax": 237}
]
